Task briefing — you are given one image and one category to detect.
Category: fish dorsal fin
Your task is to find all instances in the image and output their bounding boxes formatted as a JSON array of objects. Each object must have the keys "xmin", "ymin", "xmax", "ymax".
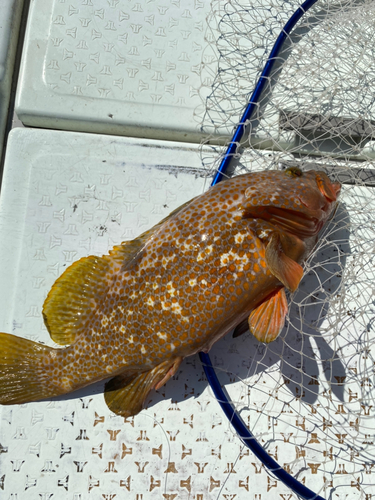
[
  {"xmin": 108, "ymin": 197, "xmax": 196, "ymax": 268},
  {"xmin": 249, "ymin": 288, "xmax": 288, "ymax": 343},
  {"xmin": 42, "ymin": 255, "xmax": 112, "ymax": 345},
  {"xmin": 265, "ymin": 232, "xmax": 304, "ymax": 292},
  {"xmin": 43, "ymin": 199, "xmax": 195, "ymax": 346},
  {"xmin": 104, "ymin": 357, "xmax": 182, "ymax": 417},
  {"xmin": 43, "ymin": 235, "xmax": 149, "ymax": 346},
  {"xmin": 108, "ymin": 235, "xmax": 150, "ymax": 268}
]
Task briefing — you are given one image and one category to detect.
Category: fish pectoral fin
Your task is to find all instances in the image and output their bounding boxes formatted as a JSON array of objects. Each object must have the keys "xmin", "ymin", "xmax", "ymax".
[
  {"xmin": 104, "ymin": 357, "xmax": 183, "ymax": 417},
  {"xmin": 249, "ymin": 288, "xmax": 288, "ymax": 343},
  {"xmin": 233, "ymin": 319, "xmax": 249, "ymax": 338},
  {"xmin": 265, "ymin": 232, "xmax": 303, "ymax": 292}
]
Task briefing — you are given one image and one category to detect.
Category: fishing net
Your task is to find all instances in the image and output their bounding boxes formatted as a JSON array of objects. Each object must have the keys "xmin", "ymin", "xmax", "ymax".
[{"xmin": 194, "ymin": 0, "xmax": 375, "ymax": 498}]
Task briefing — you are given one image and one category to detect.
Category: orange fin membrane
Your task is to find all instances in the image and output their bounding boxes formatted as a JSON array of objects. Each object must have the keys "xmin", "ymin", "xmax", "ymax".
[
  {"xmin": 265, "ymin": 232, "xmax": 303, "ymax": 292},
  {"xmin": 104, "ymin": 357, "xmax": 182, "ymax": 417},
  {"xmin": 0, "ymin": 332, "xmax": 59, "ymax": 404},
  {"xmin": 248, "ymin": 288, "xmax": 288, "ymax": 343}
]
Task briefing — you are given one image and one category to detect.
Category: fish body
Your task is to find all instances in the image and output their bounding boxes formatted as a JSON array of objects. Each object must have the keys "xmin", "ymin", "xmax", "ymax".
[{"xmin": 0, "ymin": 167, "xmax": 340, "ymax": 416}]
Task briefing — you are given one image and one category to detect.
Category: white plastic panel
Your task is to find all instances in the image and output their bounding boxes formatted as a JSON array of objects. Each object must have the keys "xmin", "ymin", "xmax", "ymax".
[
  {"xmin": 0, "ymin": 128, "xmax": 321, "ymax": 500},
  {"xmin": 0, "ymin": 0, "xmax": 24, "ymax": 155},
  {"xmin": 1, "ymin": 130, "xmax": 375, "ymax": 498},
  {"xmin": 15, "ymin": 0, "xmax": 218, "ymax": 142}
]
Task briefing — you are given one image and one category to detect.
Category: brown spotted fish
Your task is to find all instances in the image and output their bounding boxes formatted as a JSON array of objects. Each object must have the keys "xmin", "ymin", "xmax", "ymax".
[{"xmin": 0, "ymin": 167, "xmax": 340, "ymax": 417}]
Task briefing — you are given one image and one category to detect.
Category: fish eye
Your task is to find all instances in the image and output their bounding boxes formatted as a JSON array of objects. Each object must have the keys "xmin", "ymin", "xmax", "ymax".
[{"xmin": 285, "ymin": 166, "xmax": 303, "ymax": 177}]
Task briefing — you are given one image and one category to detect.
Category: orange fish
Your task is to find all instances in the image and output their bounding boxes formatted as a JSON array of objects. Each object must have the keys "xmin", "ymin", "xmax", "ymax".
[{"xmin": 0, "ymin": 167, "xmax": 340, "ymax": 417}]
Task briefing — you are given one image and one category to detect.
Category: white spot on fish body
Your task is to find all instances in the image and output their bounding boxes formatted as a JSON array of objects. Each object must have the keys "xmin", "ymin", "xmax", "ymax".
[
  {"xmin": 162, "ymin": 254, "xmax": 176, "ymax": 268},
  {"xmin": 171, "ymin": 302, "xmax": 182, "ymax": 315},
  {"xmin": 220, "ymin": 249, "xmax": 249, "ymax": 271},
  {"xmin": 141, "ymin": 346, "xmax": 147, "ymax": 354},
  {"xmin": 153, "ymin": 283, "xmax": 159, "ymax": 290},
  {"xmin": 234, "ymin": 233, "xmax": 245, "ymax": 244},
  {"xmin": 101, "ymin": 316, "xmax": 109, "ymax": 327},
  {"xmin": 127, "ymin": 335, "xmax": 134, "ymax": 344},
  {"xmin": 220, "ymin": 252, "xmax": 231, "ymax": 266},
  {"xmin": 189, "ymin": 278, "xmax": 197, "ymax": 287},
  {"xmin": 147, "ymin": 297, "xmax": 155, "ymax": 307},
  {"xmin": 60, "ymin": 377, "xmax": 75, "ymax": 391},
  {"xmin": 258, "ymin": 230, "xmax": 270, "ymax": 239},
  {"xmin": 130, "ymin": 292, "xmax": 137, "ymax": 299},
  {"xmin": 157, "ymin": 332, "xmax": 167, "ymax": 340},
  {"xmin": 169, "ymin": 343, "xmax": 176, "ymax": 352},
  {"xmin": 109, "ymin": 310, "xmax": 118, "ymax": 322},
  {"xmin": 167, "ymin": 281, "xmax": 176, "ymax": 297},
  {"xmin": 127, "ymin": 310, "xmax": 133, "ymax": 316},
  {"xmin": 106, "ymin": 365, "xmax": 113, "ymax": 374}
]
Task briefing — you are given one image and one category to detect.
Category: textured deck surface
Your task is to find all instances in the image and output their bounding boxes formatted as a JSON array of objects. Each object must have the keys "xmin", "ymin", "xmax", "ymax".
[{"xmin": 15, "ymin": 0, "xmax": 218, "ymax": 142}]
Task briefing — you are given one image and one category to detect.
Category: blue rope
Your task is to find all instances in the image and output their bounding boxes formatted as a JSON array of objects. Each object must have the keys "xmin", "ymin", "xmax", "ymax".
[{"xmin": 200, "ymin": 1, "xmax": 325, "ymax": 499}]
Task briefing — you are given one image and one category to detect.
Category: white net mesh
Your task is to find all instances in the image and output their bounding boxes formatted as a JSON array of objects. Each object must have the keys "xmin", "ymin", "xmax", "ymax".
[{"xmin": 196, "ymin": 0, "xmax": 375, "ymax": 497}]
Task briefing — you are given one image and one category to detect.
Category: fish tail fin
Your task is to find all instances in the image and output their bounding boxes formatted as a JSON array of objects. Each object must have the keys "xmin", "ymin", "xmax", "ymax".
[{"xmin": 0, "ymin": 332, "xmax": 59, "ymax": 405}]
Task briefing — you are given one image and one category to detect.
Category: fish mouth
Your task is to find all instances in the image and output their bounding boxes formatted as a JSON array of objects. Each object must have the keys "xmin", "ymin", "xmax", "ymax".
[{"xmin": 245, "ymin": 206, "xmax": 322, "ymax": 238}]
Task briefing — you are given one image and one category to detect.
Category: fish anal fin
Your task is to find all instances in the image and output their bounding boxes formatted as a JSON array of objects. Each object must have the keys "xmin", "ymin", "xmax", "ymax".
[
  {"xmin": 42, "ymin": 255, "xmax": 111, "ymax": 345},
  {"xmin": 249, "ymin": 288, "xmax": 288, "ymax": 343},
  {"xmin": 265, "ymin": 232, "xmax": 303, "ymax": 292},
  {"xmin": 104, "ymin": 357, "xmax": 183, "ymax": 417}
]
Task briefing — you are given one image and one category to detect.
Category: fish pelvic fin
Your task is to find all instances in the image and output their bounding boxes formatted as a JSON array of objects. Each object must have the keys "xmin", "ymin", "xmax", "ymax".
[
  {"xmin": 232, "ymin": 318, "xmax": 249, "ymax": 338},
  {"xmin": 0, "ymin": 332, "xmax": 60, "ymax": 405},
  {"xmin": 265, "ymin": 232, "xmax": 303, "ymax": 292},
  {"xmin": 249, "ymin": 288, "xmax": 288, "ymax": 343},
  {"xmin": 104, "ymin": 357, "xmax": 183, "ymax": 417}
]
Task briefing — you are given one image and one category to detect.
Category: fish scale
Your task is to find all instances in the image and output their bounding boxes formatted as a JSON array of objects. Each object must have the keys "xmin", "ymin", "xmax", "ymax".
[{"xmin": 0, "ymin": 167, "xmax": 340, "ymax": 417}]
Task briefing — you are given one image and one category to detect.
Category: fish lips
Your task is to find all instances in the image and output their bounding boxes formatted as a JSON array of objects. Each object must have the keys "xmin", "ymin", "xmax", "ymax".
[{"xmin": 315, "ymin": 172, "xmax": 341, "ymax": 202}]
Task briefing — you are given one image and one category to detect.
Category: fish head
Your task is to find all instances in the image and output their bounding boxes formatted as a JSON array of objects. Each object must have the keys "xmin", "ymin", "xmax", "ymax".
[{"xmin": 240, "ymin": 167, "xmax": 341, "ymax": 240}]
